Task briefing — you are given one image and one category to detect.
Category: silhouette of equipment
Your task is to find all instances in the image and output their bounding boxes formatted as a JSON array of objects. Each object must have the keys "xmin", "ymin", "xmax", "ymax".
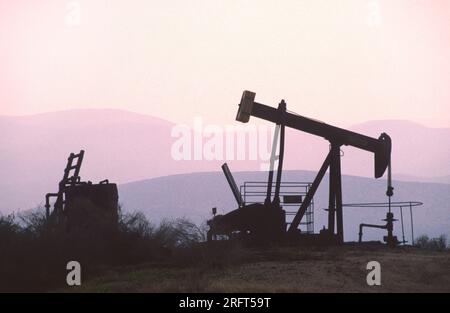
[
  {"xmin": 207, "ymin": 90, "xmax": 396, "ymax": 245},
  {"xmin": 344, "ymin": 201, "xmax": 422, "ymax": 246},
  {"xmin": 45, "ymin": 150, "xmax": 119, "ymax": 232},
  {"xmin": 359, "ymin": 212, "xmax": 397, "ymax": 247},
  {"xmin": 355, "ymin": 153, "xmax": 399, "ymax": 246}
]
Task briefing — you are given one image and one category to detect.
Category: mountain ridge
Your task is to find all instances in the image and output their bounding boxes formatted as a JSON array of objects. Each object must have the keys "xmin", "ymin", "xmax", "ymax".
[
  {"xmin": 3, "ymin": 108, "xmax": 449, "ymax": 130},
  {"xmin": 1, "ymin": 109, "xmax": 449, "ymax": 212},
  {"xmin": 117, "ymin": 169, "xmax": 450, "ymax": 243}
]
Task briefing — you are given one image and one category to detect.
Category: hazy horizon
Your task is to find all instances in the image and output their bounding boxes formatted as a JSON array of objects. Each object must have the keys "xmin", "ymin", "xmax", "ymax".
[
  {"xmin": 1, "ymin": 107, "xmax": 449, "ymax": 130},
  {"xmin": 1, "ymin": 1, "xmax": 450, "ymax": 127},
  {"xmin": 1, "ymin": 108, "xmax": 449, "ymax": 212}
]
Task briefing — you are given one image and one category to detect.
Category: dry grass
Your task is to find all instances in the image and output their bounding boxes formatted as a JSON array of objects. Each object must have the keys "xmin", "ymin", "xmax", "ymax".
[{"xmin": 70, "ymin": 244, "xmax": 450, "ymax": 293}]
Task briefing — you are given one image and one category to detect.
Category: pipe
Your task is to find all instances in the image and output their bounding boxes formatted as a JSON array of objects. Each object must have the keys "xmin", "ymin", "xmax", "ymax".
[
  {"xmin": 359, "ymin": 223, "xmax": 387, "ymax": 243},
  {"xmin": 45, "ymin": 193, "xmax": 58, "ymax": 220},
  {"xmin": 359, "ymin": 212, "xmax": 397, "ymax": 246}
]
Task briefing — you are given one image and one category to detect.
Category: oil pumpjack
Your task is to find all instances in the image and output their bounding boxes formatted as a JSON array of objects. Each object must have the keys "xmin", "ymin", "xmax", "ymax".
[{"xmin": 207, "ymin": 90, "xmax": 397, "ymax": 245}]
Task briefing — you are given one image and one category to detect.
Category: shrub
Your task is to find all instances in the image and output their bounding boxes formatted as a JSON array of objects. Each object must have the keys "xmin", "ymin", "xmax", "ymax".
[
  {"xmin": 414, "ymin": 234, "xmax": 448, "ymax": 251},
  {"xmin": 0, "ymin": 208, "xmax": 206, "ymax": 292}
]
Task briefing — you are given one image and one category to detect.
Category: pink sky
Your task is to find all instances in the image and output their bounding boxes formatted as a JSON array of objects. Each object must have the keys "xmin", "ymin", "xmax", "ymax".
[{"xmin": 1, "ymin": 0, "xmax": 449, "ymax": 127}]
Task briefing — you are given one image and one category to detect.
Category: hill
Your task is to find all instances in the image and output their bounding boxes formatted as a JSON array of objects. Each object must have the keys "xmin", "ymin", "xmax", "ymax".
[
  {"xmin": 1, "ymin": 109, "xmax": 449, "ymax": 213},
  {"xmin": 118, "ymin": 170, "xmax": 450, "ymax": 243}
]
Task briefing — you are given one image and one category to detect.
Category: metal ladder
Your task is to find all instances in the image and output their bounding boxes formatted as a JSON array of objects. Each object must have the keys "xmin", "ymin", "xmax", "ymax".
[{"xmin": 45, "ymin": 150, "xmax": 85, "ymax": 220}]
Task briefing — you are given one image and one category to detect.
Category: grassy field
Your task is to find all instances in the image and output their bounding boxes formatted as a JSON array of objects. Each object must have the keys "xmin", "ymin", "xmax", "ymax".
[{"xmin": 68, "ymin": 243, "xmax": 450, "ymax": 293}]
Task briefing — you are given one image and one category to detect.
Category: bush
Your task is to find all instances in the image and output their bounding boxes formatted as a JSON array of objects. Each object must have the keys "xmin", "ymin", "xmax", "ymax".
[
  {"xmin": 0, "ymin": 208, "xmax": 206, "ymax": 292},
  {"xmin": 414, "ymin": 234, "xmax": 448, "ymax": 251}
]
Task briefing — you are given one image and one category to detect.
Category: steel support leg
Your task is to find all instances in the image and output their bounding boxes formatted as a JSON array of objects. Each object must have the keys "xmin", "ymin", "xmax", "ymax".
[{"xmin": 288, "ymin": 150, "xmax": 333, "ymax": 233}]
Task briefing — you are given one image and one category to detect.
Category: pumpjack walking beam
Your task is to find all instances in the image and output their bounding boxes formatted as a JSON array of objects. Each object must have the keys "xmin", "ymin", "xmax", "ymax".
[
  {"xmin": 236, "ymin": 91, "xmax": 392, "ymax": 243},
  {"xmin": 237, "ymin": 91, "xmax": 391, "ymax": 178}
]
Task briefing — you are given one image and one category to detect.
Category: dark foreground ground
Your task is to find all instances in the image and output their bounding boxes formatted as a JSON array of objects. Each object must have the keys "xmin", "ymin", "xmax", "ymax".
[{"xmin": 67, "ymin": 243, "xmax": 450, "ymax": 293}]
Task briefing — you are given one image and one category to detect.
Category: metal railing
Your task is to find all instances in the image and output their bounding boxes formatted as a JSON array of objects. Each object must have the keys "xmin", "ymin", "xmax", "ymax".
[
  {"xmin": 240, "ymin": 181, "xmax": 315, "ymax": 234},
  {"xmin": 342, "ymin": 201, "xmax": 423, "ymax": 245}
]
